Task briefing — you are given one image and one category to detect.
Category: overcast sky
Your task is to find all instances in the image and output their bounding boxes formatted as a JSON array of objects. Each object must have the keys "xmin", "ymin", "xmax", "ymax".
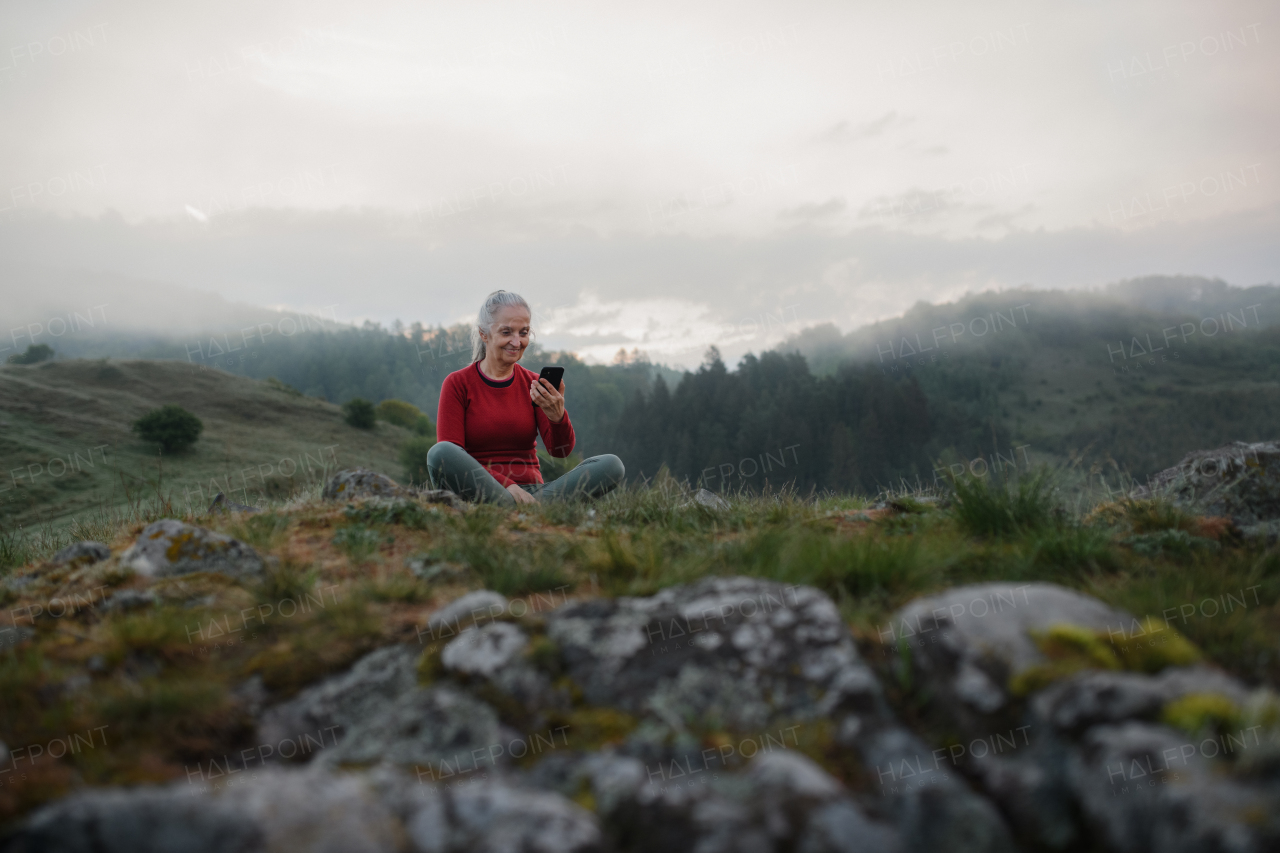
[{"xmin": 1, "ymin": 0, "xmax": 1276, "ymax": 368}]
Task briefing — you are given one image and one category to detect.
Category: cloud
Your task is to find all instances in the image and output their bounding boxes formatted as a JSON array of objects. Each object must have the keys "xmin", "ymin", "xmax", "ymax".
[{"xmin": 2, "ymin": 201, "xmax": 1275, "ymax": 370}]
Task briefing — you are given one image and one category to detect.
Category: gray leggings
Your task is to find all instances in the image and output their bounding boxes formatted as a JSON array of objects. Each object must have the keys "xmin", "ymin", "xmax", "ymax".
[{"xmin": 426, "ymin": 442, "xmax": 625, "ymax": 506}]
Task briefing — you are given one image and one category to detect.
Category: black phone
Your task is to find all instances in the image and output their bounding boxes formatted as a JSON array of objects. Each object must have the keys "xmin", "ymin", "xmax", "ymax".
[
  {"xmin": 537, "ymin": 366, "xmax": 564, "ymax": 389},
  {"xmin": 533, "ymin": 366, "xmax": 564, "ymax": 407}
]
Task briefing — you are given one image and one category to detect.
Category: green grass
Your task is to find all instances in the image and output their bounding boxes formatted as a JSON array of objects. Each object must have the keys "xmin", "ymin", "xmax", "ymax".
[
  {"xmin": 0, "ymin": 358, "xmax": 413, "ymax": 533},
  {"xmin": 1, "ymin": 463, "xmax": 1278, "ymax": 829}
]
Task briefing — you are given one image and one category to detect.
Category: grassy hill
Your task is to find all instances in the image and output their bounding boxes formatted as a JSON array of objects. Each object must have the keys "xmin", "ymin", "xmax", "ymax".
[{"xmin": 0, "ymin": 359, "xmax": 414, "ymax": 533}]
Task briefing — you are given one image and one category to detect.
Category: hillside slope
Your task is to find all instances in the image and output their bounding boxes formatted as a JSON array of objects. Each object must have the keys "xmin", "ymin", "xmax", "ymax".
[
  {"xmin": 778, "ymin": 276, "xmax": 1280, "ymax": 481},
  {"xmin": 0, "ymin": 359, "xmax": 414, "ymax": 530}
]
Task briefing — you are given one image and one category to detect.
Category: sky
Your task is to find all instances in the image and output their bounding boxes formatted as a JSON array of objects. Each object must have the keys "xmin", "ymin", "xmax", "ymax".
[{"xmin": 0, "ymin": 0, "xmax": 1276, "ymax": 368}]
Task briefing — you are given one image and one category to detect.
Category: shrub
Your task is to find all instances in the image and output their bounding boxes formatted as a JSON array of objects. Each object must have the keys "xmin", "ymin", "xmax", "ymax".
[
  {"xmin": 342, "ymin": 398, "xmax": 376, "ymax": 429},
  {"xmin": 376, "ymin": 399, "xmax": 423, "ymax": 429},
  {"xmin": 400, "ymin": 435, "xmax": 437, "ymax": 487},
  {"xmin": 414, "ymin": 415, "xmax": 435, "ymax": 438},
  {"xmin": 7, "ymin": 344, "xmax": 54, "ymax": 364},
  {"xmin": 132, "ymin": 404, "xmax": 203, "ymax": 453}
]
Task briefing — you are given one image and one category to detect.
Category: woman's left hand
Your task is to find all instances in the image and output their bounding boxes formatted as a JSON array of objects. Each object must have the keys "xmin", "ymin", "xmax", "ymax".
[{"xmin": 530, "ymin": 377, "xmax": 566, "ymax": 422}]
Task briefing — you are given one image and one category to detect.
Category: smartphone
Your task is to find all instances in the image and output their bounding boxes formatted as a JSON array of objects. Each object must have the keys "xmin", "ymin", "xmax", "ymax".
[{"xmin": 537, "ymin": 366, "xmax": 564, "ymax": 389}]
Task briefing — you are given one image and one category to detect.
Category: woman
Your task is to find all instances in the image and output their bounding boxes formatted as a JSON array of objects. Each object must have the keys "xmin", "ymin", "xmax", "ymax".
[{"xmin": 426, "ymin": 290, "xmax": 625, "ymax": 505}]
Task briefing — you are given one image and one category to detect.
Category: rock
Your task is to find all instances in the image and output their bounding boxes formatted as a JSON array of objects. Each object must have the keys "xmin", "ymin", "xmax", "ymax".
[
  {"xmin": 5, "ymin": 787, "xmax": 262, "ymax": 852},
  {"xmin": 1068, "ymin": 721, "xmax": 1280, "ymax": 853},
  {"xmin": 318, "ymin": 685, "xmax": 502, "ymax": 769},
  {"xmin": 407, "ymin": 554, "xmax": 472, "ymax": 584},
  {"xmin": 420, "ymin": 489, "xmax": 465, "ymax": 510},
  {"xmin": 422, "ymin": 776, "xmax": 602, "ymax": 852},
  {"xmin": 258, "ymin": 644, "xmax": 421, "ymax": 754},
  {"xmin": 6, "ymin": 767, "xmax": 398, "ymax": 853},
  {"xmin": 570, "ymin": 748, "xmax": 903, "ymax": 853},
  {"xmin": 685, "ymin": 489, "xmax": 729, "ymax": 511},
  {"xmin": 547, "ymin": 577, "xmax": 1013, "ymax": 852},
  {"xmin": 119, "ymin": 520, "xmax": 264, "ymax": 579},
  {"xmin": 1135, "ymin": 440, "xmax": 1280, "ymax": 539},
  {"xmin": 885, "ymin": 582, "xmax": 1132, "ymax": 734},
  {"xmin": 1031, "ymin": 665, "xmax": 1252, "ymax": 735},
  {"xmin": 442, "ymin": 623, "xmax": 528, "ymax": 678},
  {"xmin": 547, "ymin": 577, "xmax": 883, "ymax": 730},
  {"xmin": 49, "ymin": 541, "xmax": 111, "ymax": 566},
  {"xmin": 6, "ymin": 764, "xmax": 605, "ymax": 852},
  {"xmin": 322, "ymin": 467, "xmax": 416, "ymax": 501},
  {"xmin": 422, "ymin": 590, "xmax": 509, "ymax": 642},
  {"xmin": 206, "ymin": 492, "xmax": 262, "ymax": 514},
  {"xmin": 100, "ymin": 589, "xmax": 158, "ymax": 613}
]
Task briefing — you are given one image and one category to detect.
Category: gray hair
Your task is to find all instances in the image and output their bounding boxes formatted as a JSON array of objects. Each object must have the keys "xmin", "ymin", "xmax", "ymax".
[{"xmin": 471, "ymin": 290, "xmax": 532, "ymax": 363}]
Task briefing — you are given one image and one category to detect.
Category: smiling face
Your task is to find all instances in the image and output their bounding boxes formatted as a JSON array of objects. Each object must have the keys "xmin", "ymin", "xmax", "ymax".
[{"xmin": 482, "ymin": 304, "xmax": 531, "ymax": 366}]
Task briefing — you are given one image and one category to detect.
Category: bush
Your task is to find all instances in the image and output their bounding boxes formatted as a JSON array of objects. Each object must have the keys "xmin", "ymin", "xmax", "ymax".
[
  {"xmin": 342, "ymin": 398, "xmax": 376, "ymax": 429},
  {"xmin": 376, "ymin": 399, "xmax": 423, "ymax": 429},
  {"xmin": 414, "ymin": 415, "xmax": 435, "ymax": 438},
  {"xmin": 7, "ymin": 344, "xmax": 54, "ymax": 364},
  {"xmin": 401, "ymin": 435, "xmax": 437, "ymax": 486},
  {"xmin": 132, "ymin": 404, "xmax": 203, "ymax": 453}
]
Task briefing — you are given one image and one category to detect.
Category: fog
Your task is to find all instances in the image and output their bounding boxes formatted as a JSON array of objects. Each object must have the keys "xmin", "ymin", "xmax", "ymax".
[{"xmin": 1, "ymin": 0, "xmax": 1276, "ymax": 368}]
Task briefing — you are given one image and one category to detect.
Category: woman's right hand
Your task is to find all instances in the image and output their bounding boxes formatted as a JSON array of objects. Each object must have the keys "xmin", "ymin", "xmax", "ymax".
[{"xmin": 506, "ymin": 483, "xmax": 538, "ymax": 505}]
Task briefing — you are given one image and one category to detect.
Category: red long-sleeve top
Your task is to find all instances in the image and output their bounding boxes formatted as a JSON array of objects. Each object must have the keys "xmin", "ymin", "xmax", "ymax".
[{"xmin": 436, "ymin": 362, "xmax": 576, "ymax": 487}]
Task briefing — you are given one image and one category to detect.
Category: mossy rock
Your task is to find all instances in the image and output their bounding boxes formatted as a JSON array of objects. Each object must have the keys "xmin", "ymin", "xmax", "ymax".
[
  {"xmin": 1162, "ymin": 692, "xmax": 1243, "ymax": 735},
  {"xmin": 1110, "ymin": 617, "xmax": 1201, "ymax": 672},
  {"xmin": 1009, "ymin": 619, "xmax": 1203, "ymax": 696}
]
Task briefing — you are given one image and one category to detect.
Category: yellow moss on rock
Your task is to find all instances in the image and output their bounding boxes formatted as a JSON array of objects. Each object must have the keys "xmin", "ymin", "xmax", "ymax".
[
  {"xmin": 1111, "ymin": 617, "xmax": 1201, "ymax": 672},
  {"xmin": 1009, "ymin": 619, "xmax": 1203, "ymax": 697},
  {"xmin": 1162, "ymin": 692, "xmax": 1242, "ymax": 735}
]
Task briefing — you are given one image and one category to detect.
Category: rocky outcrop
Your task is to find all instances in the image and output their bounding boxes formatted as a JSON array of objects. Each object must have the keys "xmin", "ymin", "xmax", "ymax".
[
  {"xmin": 11, "ymin": 577, "xmax": 1277, "ymax": 852},
  {"xmin": 48, "ymin": 541, "xmax": 111, "ymax": 567},
  {"xmin": 118, "ymin": 519, "xmax": 264, "ymax": 578},
  {"xmin": 4, "ymin": 766, "xmax": 601, "ymax": 853},
  {"xmin": 885, "ymin": 581, "xmax": 1280, "ymax": 852},
  {"xmin": 1135, "ymin": 439, "xmax": 1280, "ymax": 540},
  {"xmin": 323, "ymin": 468, "xmax": 464, "ymax": 508},
  {"xmin": 323, "ymin": 467, "xmax": 417, "ymax": 501}
]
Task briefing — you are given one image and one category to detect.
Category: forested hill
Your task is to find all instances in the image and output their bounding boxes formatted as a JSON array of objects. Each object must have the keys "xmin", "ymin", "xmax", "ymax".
[
  {"xmin": 12, "ymin": 274, "xmax": 1279, "ymax": 495},
  {"xmin": 759, "ymin": 275, "xmax": 1280, "ymax": 487}
]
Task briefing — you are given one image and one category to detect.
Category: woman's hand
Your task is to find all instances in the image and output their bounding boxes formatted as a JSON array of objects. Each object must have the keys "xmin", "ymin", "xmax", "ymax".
[
  {"xmin": 506, "ymin": 483, "xmax": 538, "ymax": 505},
  {"xmin": 530, "ymin": 377, "xmax": 566, "ymax": 423}
]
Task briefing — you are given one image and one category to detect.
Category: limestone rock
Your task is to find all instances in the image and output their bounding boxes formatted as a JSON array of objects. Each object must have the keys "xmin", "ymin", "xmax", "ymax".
[
  {"xmin": 49, "ymin": 541, "xmax": 111, "ymax": 567},
  {"xmin": 1068, "ymin": 721, "xmax": 1280, "ymax": 853},
  {"xmin": 685, "ymin": 489, "xmax": 729, "ymax": 511},
  {"xmin": 442, "ymin": 623, "xmax": 528, "ymax": 678},
  {"xmin": 1031, "ymin": 665, "xmax": 1252, "ymax": 735},
  {"xmin": 119, "ymin": 519, "xmax": 264, "ymax": 578},
  {"xmin": 317, "ymin": 685, "xmax": 502, "ymax": 769},
  {"xmin": 207, "ymin": 491, "xmax": 262, "ymax": 514},
  {"xmin": 322, "ymin": 467, "xmax": 415, "ymax": 501},
  {"xmin": 1135, "ymin": 440, "xmax": 1280, "ymax": 538},
  {"xmin": 886, "ymin": 582, "xmax": 1131, "ymax": 732},
  {"xmin": 258, "ymin": 644, "xmax": 421, "ymax": 756},
  {"xmin": 422, "ymin": 590, "xmax": 509, "ymax": 641},
  {"xmin": 5, "ymin": 766, "xmax": 603, "ymax": 853},
  {"xmin": 546, "ymin": 577, "xmax": 1013, "ymax": 852}
]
